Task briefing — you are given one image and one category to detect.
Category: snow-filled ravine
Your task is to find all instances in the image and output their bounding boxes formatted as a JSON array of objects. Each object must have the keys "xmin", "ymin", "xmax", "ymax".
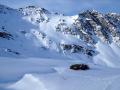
[{"xmin": 0, "ymin": 57, "xmax": 120, "ymax": 90}]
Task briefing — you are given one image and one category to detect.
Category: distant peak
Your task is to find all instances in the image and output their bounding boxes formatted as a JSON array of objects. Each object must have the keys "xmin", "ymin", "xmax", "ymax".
[
  {"xmin": 19, "ymin": 5, "xmax": 51, "ymax": 15},
  {"xmin": 79, "ymin": 9, "xmax": 100, "ymax": 16}
]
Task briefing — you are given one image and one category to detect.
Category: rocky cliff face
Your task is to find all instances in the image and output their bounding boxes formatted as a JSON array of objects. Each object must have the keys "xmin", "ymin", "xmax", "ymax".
[{"xmin": 0, "ymin": 4, "xmax": 120, "ymax": 59}]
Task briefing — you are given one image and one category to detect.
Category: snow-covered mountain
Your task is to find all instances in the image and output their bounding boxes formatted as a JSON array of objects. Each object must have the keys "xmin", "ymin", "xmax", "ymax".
[
  {"xmin": 1, "ymin": 4, "xmax": 120, "ymax": 90},
  {"xmin": 1, "ymin": 4, "xmax": 120, "ymax": 67}
]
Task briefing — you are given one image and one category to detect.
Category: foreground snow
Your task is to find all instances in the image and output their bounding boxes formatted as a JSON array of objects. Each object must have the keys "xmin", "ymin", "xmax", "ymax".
[{"xmin": 0, "ymin": 57, "xmax": 120, "ymax": 90}]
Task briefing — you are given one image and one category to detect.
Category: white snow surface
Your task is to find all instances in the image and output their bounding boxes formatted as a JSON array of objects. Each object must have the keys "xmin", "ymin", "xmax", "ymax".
[
  {"xmin": 94, "ymin": 41, "xmax": 120, "ymax": 68},
  {"xmin": 0, "ymin": 57, "xmax": 120, "ymax": 90},
  {"xmin": 1, "ymin": 4, "xmax": 120, "ymax": 90}
]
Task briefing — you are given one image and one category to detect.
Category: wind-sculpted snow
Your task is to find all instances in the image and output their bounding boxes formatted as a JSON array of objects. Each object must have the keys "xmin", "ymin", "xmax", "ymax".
[{"xmin": 9, "ymin": 73, "xmax": 120, "ymax": 90}]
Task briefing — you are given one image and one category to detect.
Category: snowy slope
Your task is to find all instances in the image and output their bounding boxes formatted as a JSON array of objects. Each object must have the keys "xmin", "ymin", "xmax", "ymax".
[
  {"xmin": 1, "ymin": 5, "xmax": 120, "ymax": 67},
  {"xmin": 0, "ymin": 5, "xmax": 94, "ymax": 60},
  {"xmin": 1, "ymin": 4, "xmax": 120, "ymax": 66},
  {"xmin": 1, "ymin": 4, "xmax": 120, "ymax": 90},
  {"xmin": 0, "ymin": 57, "xmax": 120, "ymax": 90}
]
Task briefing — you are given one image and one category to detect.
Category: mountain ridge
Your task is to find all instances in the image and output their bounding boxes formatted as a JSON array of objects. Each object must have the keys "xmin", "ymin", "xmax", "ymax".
[{"xmin": 1, "ymin": 4, "xmax": 120, "ymax": 67}]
